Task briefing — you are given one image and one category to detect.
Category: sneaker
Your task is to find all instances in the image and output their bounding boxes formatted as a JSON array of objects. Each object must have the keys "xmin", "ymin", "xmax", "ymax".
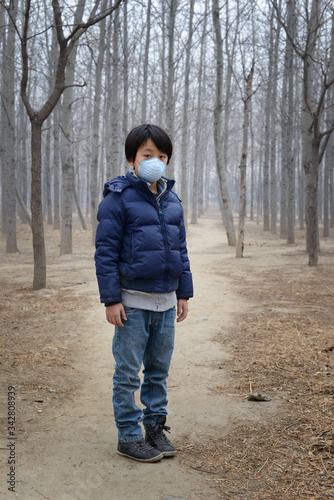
[
  {"xmin": 145, "ymin": 416, "xmax": 177, "ymax": 457},
  {"xmin": 117, "ymin": 439, "xmax": 163, "ymax": 463}
]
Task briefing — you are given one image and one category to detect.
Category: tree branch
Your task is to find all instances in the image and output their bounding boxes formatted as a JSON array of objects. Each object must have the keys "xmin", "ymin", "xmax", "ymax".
[
  {"xmin": 67, "ymin": 0, "xmax": 124, "ymax": 49},
  {"xmin": 20, "ymin": 0, "xmax": 34, "ymax": 119},
  {"xmin": 319, "ymin": 125, "xmax": 334, "ymax": 163},
  {"xmin": 52, "ymin": 0, "xmax": 66, "ymax": 47}
]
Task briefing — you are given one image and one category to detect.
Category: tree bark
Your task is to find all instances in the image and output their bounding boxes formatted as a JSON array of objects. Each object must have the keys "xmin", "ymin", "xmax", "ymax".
[
  {"xmin": 270, "ymin": 7, "xmax": 280, "ymax": 235},
  {"xmin": 166, "ymin": 0, "xmax": 177, "ymax": 179},
  {"xmin": 91, "ymin": 0, "xmax": 108, "ymax": 243},
  {"xmin": 110, "ymin": 6, "xmax": 120, "ymax": 178},
  {"xmin": 263, "ymin": 10, "xmax": 274, "ymax": 232},
  {"xmin": 141, "ymin": 0, "xmax": 151, "ymax": 123},
  {"xmin": 236, "ymin": 67, "xmax": 254, "ymax": 258},
  {"xmin": 181, "ymin": 0, "xmax": 195, "ymax": 227},
  {"xmin": 60, "ymin": 0, "xmax": 85, "ymax": 255},
  {"xmin": 2, "ymin": 0, "xmax": 19, "ymax": 252},
  {"xmin": 286, "ymin": 0, "xmax": 296, "ymax": 244},
  {"xmin": 212, "ymin": 0, "xmax": 236, "ymax": 246},
  {"xmin": 31, "ymin": 120, "xmax": 47, "ymax": 289}
]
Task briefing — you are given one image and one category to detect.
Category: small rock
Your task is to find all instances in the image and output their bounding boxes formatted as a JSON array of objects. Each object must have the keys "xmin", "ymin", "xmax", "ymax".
[{"xmin": 247, "ymin": 392, "xmax": 271, "ymax": 402}]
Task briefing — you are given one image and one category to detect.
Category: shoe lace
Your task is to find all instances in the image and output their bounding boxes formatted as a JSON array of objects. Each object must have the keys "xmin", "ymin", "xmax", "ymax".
[
  {"xmin": 152, "ymin": 423, "xmax": 171, "ymax": 442},
  {"xmin": 136, "ymin": 439, "xmax": 155, "ymax": 451}
]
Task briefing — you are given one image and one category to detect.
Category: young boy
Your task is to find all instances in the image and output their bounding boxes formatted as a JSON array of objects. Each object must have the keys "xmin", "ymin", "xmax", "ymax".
[{"xmin": 95, "ymin": 124, "xmax": 193, "ymax": 463}]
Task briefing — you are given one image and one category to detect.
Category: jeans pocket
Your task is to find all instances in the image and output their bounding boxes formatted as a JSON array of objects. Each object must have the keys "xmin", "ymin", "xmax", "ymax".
[{"xmin": 123, "ymin": 306, "xmax": 137, "ymax": 314}]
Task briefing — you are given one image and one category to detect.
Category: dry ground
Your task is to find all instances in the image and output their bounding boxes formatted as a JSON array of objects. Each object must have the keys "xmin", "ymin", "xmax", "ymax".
[{"xmin": 0, "ymin": 212, "xmax": 333, "ymax": 500}]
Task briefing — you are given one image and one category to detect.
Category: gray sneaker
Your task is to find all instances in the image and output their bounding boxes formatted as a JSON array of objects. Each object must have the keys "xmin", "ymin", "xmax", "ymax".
[
  {"xmin": 145, "ymin": 416, "xmax": 177, "ymax": 457},
  {"xmin": 117, "ymin": 439, "xmax": 163, "ymax": 462}
]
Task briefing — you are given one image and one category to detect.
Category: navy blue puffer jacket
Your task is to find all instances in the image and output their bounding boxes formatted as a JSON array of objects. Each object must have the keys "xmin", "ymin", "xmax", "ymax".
[{"xmin": 95, "ymin": 172, "xmax": 193, "ymax": 304}]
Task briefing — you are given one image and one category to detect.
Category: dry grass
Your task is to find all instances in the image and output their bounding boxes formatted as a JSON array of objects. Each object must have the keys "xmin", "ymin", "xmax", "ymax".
[
  {"xmin": 179, "ymin": 266, "xmax": 334, "ymax": 499},
  {"xmin": 0, "ymin": 284, "xmax": 90, "ymax": 392}
]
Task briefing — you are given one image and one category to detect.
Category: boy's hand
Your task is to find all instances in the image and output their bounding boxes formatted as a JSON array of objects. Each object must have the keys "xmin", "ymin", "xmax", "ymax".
[
  {"xmin": 177, "ymin": 299, "xmax": 188, "ymax": 322},
  {"xmin": 106, "ymin": 303, "xmax": 127, "ymax": 327}
]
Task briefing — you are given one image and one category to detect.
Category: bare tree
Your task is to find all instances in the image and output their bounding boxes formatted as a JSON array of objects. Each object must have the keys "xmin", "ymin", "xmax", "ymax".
[
  {"xmin": 60, "ymin": 0, "xmax": 86, "ymax": 255},
  {"xmin": 1, "ymin": 0, "xmax": 124, "ymax": 289},
  {"xmin": 91, "ymin": 0, "xmax": 108, "ymax": 243},
  {"xmin": 273, "ymin": 0, "xmax": 334, "ymax": 265},
  {"xmin": 141, "ymin": 0, "xmax": 151, "ymax": 123},
  {"xmin": 236, "ymin": 66, "xmax": 254, "ymax": 258},
  {"xmin": 191, "ymin": 0, "xmax": 206, "ymax": 226},
  {"xmin": 180, "ymin": 0, "xmax": 195, "ymax": 227},
  {"xmin": 263, "ymin": 9, "xmax": 274, "ymax": 232},
  {"xmin": 166, "ymin": 0, "xmax": 177, "ymax": 179},
  {"xmin": 212, "ymin": 0, "xmax": 236, "ymax": 246},
  {"xmin": 1, "ymin": 0, "xmax": 18, "ymax": 252}
]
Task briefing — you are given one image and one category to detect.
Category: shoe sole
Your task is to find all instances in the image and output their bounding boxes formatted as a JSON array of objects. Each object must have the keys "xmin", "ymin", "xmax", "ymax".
[
  {"xmin": 162, "ymin": 450, "xmax": 177, "ymax": 457},
  {"xmin": 117, "ymin": 450, "xmax": 163, "ymax": 463}
]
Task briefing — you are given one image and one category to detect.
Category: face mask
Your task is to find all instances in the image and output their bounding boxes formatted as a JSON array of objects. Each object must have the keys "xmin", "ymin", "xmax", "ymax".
[{"xmin": 137, "ymin": 158, "xmax": 166, "ymax": 183}]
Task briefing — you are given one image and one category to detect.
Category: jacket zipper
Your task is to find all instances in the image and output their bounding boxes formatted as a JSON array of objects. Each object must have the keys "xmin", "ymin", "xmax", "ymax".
[{"xmin": 156, "ymin": 199, "xmax": 170, "ymax": 292}]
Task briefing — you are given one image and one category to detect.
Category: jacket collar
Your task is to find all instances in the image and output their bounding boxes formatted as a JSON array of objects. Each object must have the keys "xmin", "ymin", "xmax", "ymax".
[{"xmin": 125, "ymin": 172, "xmax": 175, "ymax": 194}]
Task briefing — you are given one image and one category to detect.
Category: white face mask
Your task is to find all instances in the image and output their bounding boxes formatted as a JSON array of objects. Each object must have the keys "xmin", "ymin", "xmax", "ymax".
[{"xmin": 137, "ymin": 158, "xmax": 166, "ymax": 183}]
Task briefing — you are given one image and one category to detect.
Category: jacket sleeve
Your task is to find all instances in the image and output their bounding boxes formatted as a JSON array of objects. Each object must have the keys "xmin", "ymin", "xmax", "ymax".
[
  {"xmin": 176, "ymin": 209, "xmax": 194, "ymax": 299},
  {"xmin": 94, "ymin": 193, "xmax": 125, "ymax": 304}
]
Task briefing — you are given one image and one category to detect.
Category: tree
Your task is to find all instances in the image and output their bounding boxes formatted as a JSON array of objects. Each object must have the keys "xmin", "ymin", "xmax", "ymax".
[
  {"xmin": 1, "ymin": 0, "xmax": 18, "ymax": 252},
  {"xmin": 165, "ymin": 0, "xmax": 177, "ymax": 179},
  {"xmin": 236, "ymin": 66, "xmax": 254, "ymax": 258},
  {"xmin": 90, "ymin": 0, "xmax": 108, "ymax": 243},
  {"xmin": 1, "ymin": 0, "xmax": 124, "ymax": 289},
  {"xmin": 212, "ymin": 0, "xmax": 236, "ymax": 246},
  {"xmin": 273, "ymin": 0, "xmax": 334, "ymax": 266},
  {"xmin": 60, "ymin": 0, "xmax": 86, "ymax": 255},
  {"xmin": 180, "ymin": 0, "xmax": 195, "ymax": 227}
]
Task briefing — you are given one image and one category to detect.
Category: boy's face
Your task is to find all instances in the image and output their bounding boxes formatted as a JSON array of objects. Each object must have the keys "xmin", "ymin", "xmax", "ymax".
[{"xmin": 130, "ymin": 139, "xmax": 168, "ymax": 179}]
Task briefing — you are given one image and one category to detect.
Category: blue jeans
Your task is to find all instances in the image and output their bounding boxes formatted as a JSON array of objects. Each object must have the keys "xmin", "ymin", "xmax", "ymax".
[{"xmin": 112, "ymin": 306, "xmax": 176, "ymax": 443}]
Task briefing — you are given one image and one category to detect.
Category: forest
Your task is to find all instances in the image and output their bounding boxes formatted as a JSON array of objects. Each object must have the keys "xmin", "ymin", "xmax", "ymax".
[{"xmin": 0, "ymin": 0, "xmax": 334, "ymax": 290}]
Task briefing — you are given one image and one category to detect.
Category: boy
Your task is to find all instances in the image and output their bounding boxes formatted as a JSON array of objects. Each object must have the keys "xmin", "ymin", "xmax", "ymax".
[{"xmin": 95, "ymin": 124, "xmax": 193, "ymax": 463}]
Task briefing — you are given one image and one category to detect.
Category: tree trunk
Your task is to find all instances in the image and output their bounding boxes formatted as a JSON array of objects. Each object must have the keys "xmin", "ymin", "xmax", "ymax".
[
  {"xmin": 302, "ymin": 0, "xmax": 320, "ymax": 265},
  {"xmin": 3, "ymin": 0, "xmax": 18, "ymax": 252},
  {"xmin": 263, "ymin": 10, "xmax": 274, "ymax": 232},
  {"xmin": 330, "ymin": 150, "xmax": 334, "ymax": 229},
  {"xmin": 166, "ymin": 0, "xmax": 177, "ymax": 179},
  {"xmin": 122, "ymin": 0, "xmax": 129, "ymax": 140},
  {"xmin": 212, "ymin": 0, "xmax": 236, "ymax": 246},
  {"xmin": 31, "ymin": 120, "xmax": 47, "ymax": 289},
  {"xmin": 110, "ymin": 6, "xmax": 120, "ymax": 178},
  {"xmin": 181, "ymin": 0, "xmax": 195, "ymax": 227},
  {"xmin": 236, "ymin": 67, "xmax": 254, "ymax": 258},
  {"xmin": 286, "ymin": 0, "xmax": 296, "ymax": 244},
  {"xmin": 305, "ymin": 135, "xmax": 320, "ymax": 266},
  {"xmin": 280, "ymin": 22, "xmax": 289, "ymax": 239},
  {"xmin": 270, "ymin": 7, "xmax": 280, "ymax": 235},
  {"xmin": 53, "ymin": 103, "xmax": 61, "ymax": 230},
  {"xmin": 141, "ymin": 0, "xmax": 151, "ymax": 123},
  {"xmin": 44, "ymin": 116, "xmax": 53, "ymax": 225},
  {"xmin": 323, "ymin": 143, "xmax": 330, "ymax": 237},
  {"xmin": 60, "ymin": 0, "xmax": 85, "ymax": 255},
  {"xmin": 91, "ymin": 0, "xmax": 108, "ymax": 243},
  {"xmin": 250, "ymin": 108, "xmax": 255, "ymax": 221},
  {"xmin": 15, "ymin": 187, "xmax": 31, "ymax": 228}
]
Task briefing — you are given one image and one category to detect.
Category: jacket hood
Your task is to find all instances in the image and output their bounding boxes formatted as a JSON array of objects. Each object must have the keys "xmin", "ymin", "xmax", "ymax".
[{"xmin": 103, "ymin": 176, "xmax": 130, "ymax": 198}]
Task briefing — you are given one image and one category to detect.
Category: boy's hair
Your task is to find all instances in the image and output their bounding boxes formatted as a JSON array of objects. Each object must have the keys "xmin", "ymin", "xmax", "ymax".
[{"xmin": 125, "ymin": 124, "xmax": 173, "ymax": 164}]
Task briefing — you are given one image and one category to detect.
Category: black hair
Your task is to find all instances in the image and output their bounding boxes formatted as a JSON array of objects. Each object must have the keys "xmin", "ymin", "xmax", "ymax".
[{"xmin": 125, "ymin": 124, "xmax": 173, "ymax": 164}]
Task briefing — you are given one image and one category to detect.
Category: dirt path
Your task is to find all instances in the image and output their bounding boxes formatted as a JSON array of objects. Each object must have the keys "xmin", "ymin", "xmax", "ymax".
[{"xmin": 1, "ymin": 214, "xmax": 333, "ymax": 499}]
